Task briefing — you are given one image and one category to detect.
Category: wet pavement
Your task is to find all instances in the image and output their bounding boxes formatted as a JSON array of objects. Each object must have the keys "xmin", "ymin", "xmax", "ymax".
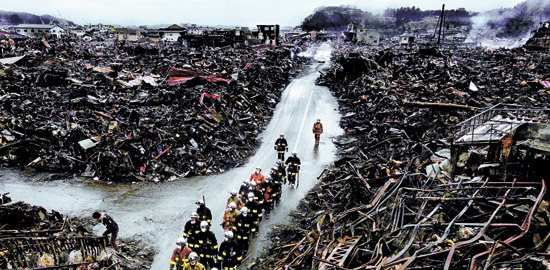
[{"xmin": 0, "ymin": 42, "xmax": 343, "ymax": 269}]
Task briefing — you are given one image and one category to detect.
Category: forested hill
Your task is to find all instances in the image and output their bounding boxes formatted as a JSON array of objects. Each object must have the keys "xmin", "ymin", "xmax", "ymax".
[{"xmin": 0, "ymin": 10, "xmax": 76, "ymax": 26}]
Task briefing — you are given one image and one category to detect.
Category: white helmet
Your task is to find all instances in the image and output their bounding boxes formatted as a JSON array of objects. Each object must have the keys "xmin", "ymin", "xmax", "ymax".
[
  {"xmin": 248, "ymin": 192, "xmax": 255, "ymax": 200},
  {"xmin": 250, "ymin": 181, "xmax": 257, "ymax": 187},
  {"xmin": 265, "ymin": 175, "xmax": 271, "ymax": 182},
  {"xmin": 176, "ymin": 237, "xmax": 186, "ymax": 246},
  {"xmin": 280, "ymin": 133, "xmax": 284, "ymax": 137},
  {"xmin": 189, "ymin": 252, "xmax": 199, "ymax": 265},
  {"xmin": 224, "ymin": 231, "xmax": 234, "ymax": 239},
  {"xmin": 243, "ymin": 179, "xmax": 250, "ymax": 185},
  {"xmin": 200, "ymin": 220, "xmax": 209, "ymax": 229},
  {"xmin": 195, "ymin": 199, "xmax": 204, "ymax": 205},
  {"xmin": 230, "ymin": 189, "xmax": 238, "ymax": 196},
  {"xmin": 292, "ymin": 151, "xmax": 297, "ymax": 156},
  {"xmin": 228, "ymin": 202, "xmax": 237, "ymax": 210},
  {"xmin": 241, "ymin": 206, "xmax": 248, "ymax": 215},
  {"xmin": 190, "ymin": 212, "xmax": 198, "ymax": 219},
  {"xmin": 256, "ymin": 166, "xmax": 261, "ymax": 171}
]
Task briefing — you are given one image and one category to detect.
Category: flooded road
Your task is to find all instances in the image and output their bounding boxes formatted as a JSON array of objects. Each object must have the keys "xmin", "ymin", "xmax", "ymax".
[{"xmin": 0, "ymin": 42, "xmax": 343, "ymax": 269}]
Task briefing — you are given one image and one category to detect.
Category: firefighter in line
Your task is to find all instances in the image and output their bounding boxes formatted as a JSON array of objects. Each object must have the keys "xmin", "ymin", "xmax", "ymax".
[
  {"xmin": 270, "ymin": 166, "xmax": 283, "ymax": 206},
  {"xmin": 276, "ymin": 159, "xmax": 287, "ymax": 184},
  {"xmin": 260, "ymin": 175, "xmax": 275, "ymax": 219},
  {"xmin": 195, "ymin": 199, "xmax": 212, "ymax": 225},
  {"xmin": 238, "ymin": 179, "xmax": 250, "ymax": 199},
  {"xmin": 274, "ymin": 133, "xmax": 288, "ymax": 160},
  {"xmin": 226, "ymin": 189, "xmax": 244, "ymax": 209},
  {"xmin": 196, "ymin": 221, "xmax": 217, "ymax": 269},
  {"xmin": 248, "ymin": 181, "xmax": 264, "ymax": 209},
  {"xmin": 217, "ymin": 231, "xmax": 242, "ymax": 270},
  {"xmin": 222, "ymin": 202, "xmax": 240, "ymax": 231},
  {"xmin": 235, "ymin": 206, "xmax": 255, "ymax": 253},
  {"xmin": 183, "ymin": 252, "xmax": 205, "ymax": 270},
  {"xmin": 170, "ymin": 237, "xmax": 193, "ymax": 270},
  {"xmin": 245, "ymin": 192, "xmax": 262, "ymax": 234},
  {"xmin": 184, "ymin": 212, "xmax": 201, "ymax": 249},
  {"xmin": 249, "ymin": 166, "xmax": 265, "ymax": 185},
  {"xmin": 285, "ymin": 151, "xmax": 301, "ymax": 188},
  {"xmin": 313, "ymin": 118, "xmax": 323, "ymax": 144}
]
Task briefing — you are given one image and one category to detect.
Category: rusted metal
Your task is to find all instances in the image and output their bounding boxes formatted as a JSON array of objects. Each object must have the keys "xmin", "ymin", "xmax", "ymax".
[{"xmin": 318, "ymin": 236, "xmax": 361, "ymax": 270}]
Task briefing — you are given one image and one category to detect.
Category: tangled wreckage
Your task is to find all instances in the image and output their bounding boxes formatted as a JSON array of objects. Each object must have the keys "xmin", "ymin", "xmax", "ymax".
[
  {"xmin": 0, "ymin": 195, "xmax": 154, "ymax": 269},
  {"xmin": 250, "ymin": 44, "xmax": 550, "ymax": 269},
  {"xmin": 0, "ymin": 37, "xmax": 309, "ymax": 182}
]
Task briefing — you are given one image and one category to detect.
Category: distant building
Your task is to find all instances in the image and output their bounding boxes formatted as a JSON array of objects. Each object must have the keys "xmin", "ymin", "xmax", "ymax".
[
  {"xmin": 356, "ymin": 29, "xmax": 380, "ymax": 45},
  {"xmin": 257, "ymin": 25, "xmax": 279, "ymax": 45},
  {"xmin": 69, "ymin": 26, "xmax": 85, "ymax": 37},
  {"xmin": 115, "ymin": 28, "xmax": 143, "ymax": 41},
  {"xmin": 11, "ymin": 24, "xmax": 65, "ymax": 38},
  {"xmin": 85, "ymin": 23, "xmax": 116, "ymax": 33},
  {"xmin": 400, "ymin": 34, "xmax": 416, "ymax": 45},
  {"xmin": 159, "ymin": 24, "xmax": 186, "ymax": 41}
]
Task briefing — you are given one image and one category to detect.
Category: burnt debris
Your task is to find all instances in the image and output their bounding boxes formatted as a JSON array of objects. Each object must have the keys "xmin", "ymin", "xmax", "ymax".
[
  {"xmin": 250, "ymin": 44, "xmax": 550, "ymax": 269},
  {"xmin": 0, "ymin": 37, "xmax": 309, "ymax": 182}
]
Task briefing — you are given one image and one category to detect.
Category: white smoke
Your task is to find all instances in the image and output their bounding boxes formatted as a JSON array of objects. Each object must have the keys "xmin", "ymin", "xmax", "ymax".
[{"xmin": 466, "ymin": 0, "xmax": 550, "ymax": 48}]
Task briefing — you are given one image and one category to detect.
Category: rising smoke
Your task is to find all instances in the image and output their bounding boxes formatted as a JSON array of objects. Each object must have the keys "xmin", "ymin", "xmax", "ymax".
[{"xmin": 466, "ymin": 0, "xmax": 550, "ymax": 48}]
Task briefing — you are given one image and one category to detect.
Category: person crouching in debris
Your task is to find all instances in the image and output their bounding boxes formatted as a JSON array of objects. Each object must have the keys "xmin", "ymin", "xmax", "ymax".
[{"xmin": 93, "ymin": 211, "xmax": 119, "ymax": 251}]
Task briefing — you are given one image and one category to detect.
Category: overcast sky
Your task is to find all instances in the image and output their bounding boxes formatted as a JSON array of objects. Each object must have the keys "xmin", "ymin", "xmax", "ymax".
[{"xmin": 1, "ymin": 0, "xmax": 526, "ymax": 27}]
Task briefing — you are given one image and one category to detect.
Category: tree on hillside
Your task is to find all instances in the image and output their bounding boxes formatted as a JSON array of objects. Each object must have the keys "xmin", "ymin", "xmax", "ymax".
[{"xmin": 8, "ymin": 14, "xmax": 23, "ymax": 25}]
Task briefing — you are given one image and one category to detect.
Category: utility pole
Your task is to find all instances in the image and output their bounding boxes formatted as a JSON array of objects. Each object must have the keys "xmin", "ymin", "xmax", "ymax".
[{"xmin": 436, "ymin": 4, "xmax": 446, "ymax": 44}]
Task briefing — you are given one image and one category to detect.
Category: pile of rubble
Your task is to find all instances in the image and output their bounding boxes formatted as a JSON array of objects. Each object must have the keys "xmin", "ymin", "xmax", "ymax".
[
  {"xmin": 251, "ymin": 44, "xmax": 550, "ymax": 269},
  {"xmin": 0, "ymin": 37, "xmax": 309, "ymax": 182},
  {"xmin": 0, "ymin": 195, "xmax": 154, "ymax": 269}
]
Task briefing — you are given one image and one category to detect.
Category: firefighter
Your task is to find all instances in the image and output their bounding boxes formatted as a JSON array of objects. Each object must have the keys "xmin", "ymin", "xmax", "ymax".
[
  {"xmin": 248, "ymin": 181, "xmax": 264, "ymax": 208},
  {"xmin": 183, "ymin": 252, "xmax": 205, "ymax": 270},
  {"xmin": 285, "ymin": 151, "xmax": 301, "ymax": 188},
  {"xmin": 249, "ymin": 166, "xmax": 265, "ymax": 185},
  {"xmin": 226, "ymin": 189, "xmax": 244, "ymax": 209},
  {"xmin": 217, "ymin": 231, "xmax": 242, "ymax": 270},
  {"xmin": 195, "ymin": 199, "xmax": 212, "ymax": 225},
  {"xmin": 196, "ymin": 221, "xmax": 217, "ymax": 269},
  {"xmin": 260, "ymin": 175, "xmax": 274, "ymax": 219},
  {"xmin": 235, "ymin": 206, "xmax": 254, "ymax": 252},
  {"xmin": 245, "ymin": 192, "xmax": 262, "ymax": 233},
  {"xmin": 238, "ymin": 179, "xmax": 250, "ymax": 199},
  {"xmin": 270, "ymin": 166, "xmax": 283, "ymax": 205},
  {"xmin": 274, "ymin": 133, "xmax": 288, "ymax": 160},
  {"xmin": 222, "ymin": 202, "xmax": 241, "ymax": 231},
  {"xmin": 276, "ymin": 159, "xmax": 287, "ymax": 184},
  {"xmin": 170, "ymin": 237, "xmax": 192, "ymax": 270},
  {"xmin": 313, "ymin": 119, "xmax": 323, "ymax": 144},
  {"xmin": 184, "ymin": 212, "xmax": 201, "ymax": 249}
]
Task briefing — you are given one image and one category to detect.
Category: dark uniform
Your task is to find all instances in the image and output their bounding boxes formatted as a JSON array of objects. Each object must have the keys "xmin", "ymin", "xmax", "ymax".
[
  {"xmin": 184, "ymin": 221, "xmax": 201, "ymax": 249},
  {"xmin": 285, "ymin": 155, "xmax": 301, "ymax": 188},
  {"xmin": 245, "ymin": 197, "xmax": 262, "ymax": 232},
  {"xmin": 217, "ymin": 239, "xmax": 242, "ymax": 270},
  {"xmin": 277, "ymin": 161, "xmax": 287, "ymax": 184},
  {"xmin": 196, "ymin": 205, "xmax": 212, "ymax": 224},
  {"xmin": 235, "ymin": 212, "xmax": 256, "ymax": 252},
  {"xmin": 196, "ymin": 230, "xmax": 217, "ymax": 269},
  {"xmin": 260, "ymin": 180, "xmax": 274, "ymax": 218},
  {"xmin": 270, "ymin": 168, "xmax": 283, "ymax": 205},
  {"xmin": 274, "ymin": 136, "xmax": 288, "ymax": 160}
]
